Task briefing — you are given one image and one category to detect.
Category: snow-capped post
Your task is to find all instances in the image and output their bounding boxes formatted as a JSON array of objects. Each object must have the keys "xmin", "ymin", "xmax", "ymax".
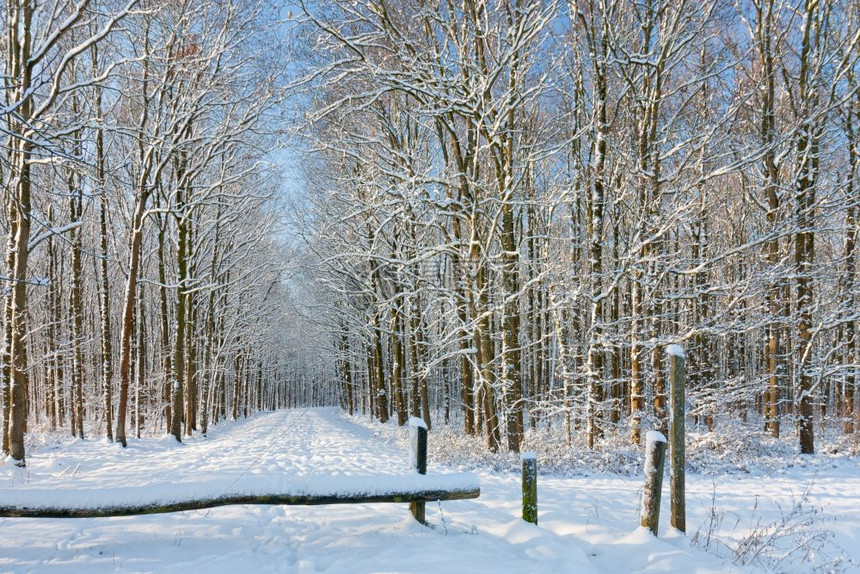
[
  {"xmin": 640, "ymin": 430, "xmax": 667, "ymax": 536},
  {"xmin": 667, "ymin": 344, "xmax": 686, "ymax": 533},
  {"xmin": 409, "ymin": 417, "xmax": 428, "ymax": 524},
  {"xmin": 521, "ymin": 451, "xmax": 538, "ymax": 525}
]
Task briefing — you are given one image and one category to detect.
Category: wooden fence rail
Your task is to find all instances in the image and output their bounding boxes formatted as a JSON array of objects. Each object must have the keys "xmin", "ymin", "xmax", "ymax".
[
  {"xmin": 0, "ymin": 486, "xmax": 480, "ymax": 519},
  {"xmin": 0, "ymin": 422, "xmax": 479, "ymax": 523}
]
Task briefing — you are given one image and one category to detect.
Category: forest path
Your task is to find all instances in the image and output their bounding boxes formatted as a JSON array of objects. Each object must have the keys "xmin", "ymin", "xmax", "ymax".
[
  {"xmin": 0, "ymin": 409, "xmax": 599, "ymax": 573},
  {"xmin": 0, "ymin": 408, "xmax": 422, "ymax": 502}
]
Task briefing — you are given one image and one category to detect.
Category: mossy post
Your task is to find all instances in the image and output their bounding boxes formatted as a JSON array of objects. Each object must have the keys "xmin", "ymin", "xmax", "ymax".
[
  {"xmin": 667, "ymin": 344, "xmax": 686, "ymax": 533},
  {"xmin": 409, "ymin": 417, "xmax": 428, "ymax": 524},
  {"xmin": 522, "ymin": 451, "xmax": 537, "ymax": 524},
  {"xmin": 640, "ymin": 430, "xmax": 667, "ymax": 535}
]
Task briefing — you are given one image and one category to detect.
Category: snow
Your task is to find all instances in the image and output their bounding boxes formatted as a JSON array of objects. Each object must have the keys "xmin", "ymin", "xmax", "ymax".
[
  {"xmin": 645, "ymin": 430, "xmax": 667, "ymax": 445},
  {"xmin": 666, "ymin": 344, "xmax": 685, "ymax": 359},
  {"xmin": 408, "ymin": 417, "xmax": 427, "ymax": 430},
  {"xmin": 1, "ymin": 408, "xmax": 858, "ymax": 573},
  {"xmin": 521, "ymin": 451, "xmax": 537, "ymax": 461}
]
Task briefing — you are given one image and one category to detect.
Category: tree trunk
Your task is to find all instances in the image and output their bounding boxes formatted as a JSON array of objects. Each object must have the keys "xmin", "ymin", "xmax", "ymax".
[
  {"xmin": 372, "ymin": 314, "xmax": 389, "ymax": 423},
  {"xmin": 4, "ymin": 0, "xmax": 36, "ymax": 465},
  {"xmin": 171, "ymin": 203, "xmax": 188, "ymax": 441},
  {"xmin": 841, "ymin": 85, "xmax": 858, "ymax": 435},
  {"xmin": 68, "ymin": 155, "xmax": 85, "ymax": 440},
  {"xmin": 93, "ymin": 43, "xmax": 114, "ymax": 442},
  {"xmin": 157, "ymin": 215, "xmax": 173, "ymax": 432},
  {"xmin": 116, "ymin": 29, "xmax": 152, "ymax": 447},
  {"xmin": 115, "ymin": 189, "xmax": 149, "ymax": 447},
  {"xmin": 795, "ymin": 0, "xmax": 820, "ymax": 455},
  {"xmin": 585, "ymin": 18, "xmax": 609, "ymax": 449},
  {"xmin": 758, "ymin": 0, "xmax": 783, "ymax": 439}
]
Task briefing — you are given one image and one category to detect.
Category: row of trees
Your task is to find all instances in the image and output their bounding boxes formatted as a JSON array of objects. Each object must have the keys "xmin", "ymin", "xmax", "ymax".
[
  {"xmin": 295, "ymin": 0, "xmax": 860, "ymax": 455},
  {"xmin": 1, "ymin": 0, "xmax": 305, "ymax": 466}
]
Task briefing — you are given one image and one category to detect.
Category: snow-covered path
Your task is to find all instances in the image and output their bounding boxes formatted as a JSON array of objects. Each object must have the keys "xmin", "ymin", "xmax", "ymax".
[{"xmin": 1, "ymin": 409, "xmax": 857, "ymax": 573}]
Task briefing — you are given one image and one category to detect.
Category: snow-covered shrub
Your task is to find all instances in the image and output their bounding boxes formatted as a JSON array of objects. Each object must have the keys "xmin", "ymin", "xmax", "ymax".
[{"xmin": 692, "ymin": 480, "xmax": 853, "ymax": 573}]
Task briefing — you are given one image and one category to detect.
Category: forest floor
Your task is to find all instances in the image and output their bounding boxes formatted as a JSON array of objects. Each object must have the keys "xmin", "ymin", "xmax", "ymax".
[{"xmin": 1, "ymin": 408, "xmax": 858, "ymax": 573}]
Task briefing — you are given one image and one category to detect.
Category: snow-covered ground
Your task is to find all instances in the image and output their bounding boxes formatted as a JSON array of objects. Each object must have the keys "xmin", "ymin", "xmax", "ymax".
[{"xmin": 1, "ymin": 408, "xmax": 857, "ymax": 573}]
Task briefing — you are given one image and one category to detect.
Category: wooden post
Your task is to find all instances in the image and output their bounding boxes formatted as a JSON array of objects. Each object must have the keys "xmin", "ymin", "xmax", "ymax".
[
  {"xmin": 522, "ymin": 451, "xmax": 537, "ymax": 525},
  {"xmin": 640, "ymin": 430, "xmax": 667, "ymax": 536},
  {"xmin": 409, "ymin": 417, "xmax": 428, "ymax": 524},
  {"xmin": 667, "ymin": 344, "xmax": 686, "ymax": 533}
]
